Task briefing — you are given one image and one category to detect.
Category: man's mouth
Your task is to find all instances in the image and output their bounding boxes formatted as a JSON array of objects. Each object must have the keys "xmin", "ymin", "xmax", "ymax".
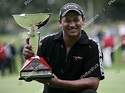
[{"xmin": 68, "ymin": 28, "xmax": 77, "ymax": 31}]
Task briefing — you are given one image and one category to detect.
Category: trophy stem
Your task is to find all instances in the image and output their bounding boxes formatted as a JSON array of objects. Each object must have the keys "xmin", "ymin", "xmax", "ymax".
[{"xmin": 28, "ymin": 25, "xmax": 40, "ymax": 55}]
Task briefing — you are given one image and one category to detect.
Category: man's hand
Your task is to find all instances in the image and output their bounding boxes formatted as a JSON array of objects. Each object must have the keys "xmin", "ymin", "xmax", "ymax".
[
  {"xmin": 35, "ymin": 74, "xmax": 60, "ymax": 87},
  {"xmin": 23, "ymin": 38, "xmax": 35, "ymax": 59},
  {"xmin": 24, "ymin": 78, "xmax": 33, "ymax": 82}
]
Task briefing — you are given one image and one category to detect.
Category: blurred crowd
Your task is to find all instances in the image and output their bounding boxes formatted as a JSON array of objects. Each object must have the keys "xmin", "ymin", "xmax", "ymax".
[
  {"xmin": 0, "ymin": 38, "xmax": 25, "ymax": 77},
  {"xmin": 91, "ymin": 21, "xmax": 125, "ymax": 68},
  {"xmin": 0, "ymin": 43, "xmax": 16, "ymax": 77}
]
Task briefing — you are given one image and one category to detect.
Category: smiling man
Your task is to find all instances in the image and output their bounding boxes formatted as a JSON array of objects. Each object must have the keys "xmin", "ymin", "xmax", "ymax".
[{"xmin": 23, "ymin": 3, "xmax": 104, "ymax": 93}]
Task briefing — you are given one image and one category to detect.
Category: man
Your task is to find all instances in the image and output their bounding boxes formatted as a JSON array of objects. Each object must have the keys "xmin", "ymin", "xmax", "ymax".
[
  {"xmin": 0, "ymin": 43, "xmax": 6, "ymax": 77},
  {"xmin": 23, "ymin": 3, "xmax": 104, "ymax": 93},
  {"xmin": 118, "ymin": 21, "xmax": 125, "ymax": 62}
]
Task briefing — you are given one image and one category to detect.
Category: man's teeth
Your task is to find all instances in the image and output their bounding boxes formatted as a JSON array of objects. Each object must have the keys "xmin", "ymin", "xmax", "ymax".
[{"xmin": 69, "ymin": 28, "xmax": 77, "ymax": 30}]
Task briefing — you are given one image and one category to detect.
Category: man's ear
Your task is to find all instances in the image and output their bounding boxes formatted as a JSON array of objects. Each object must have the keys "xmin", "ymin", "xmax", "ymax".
[
  {"xmin": 82, "ymin": 17, "xmax": 85, "ymax": 22},
  {"xmin": 59, "ymin": 19, "xmax": 61, "ymax": 24},
  {"xmin": 59, "ymin": 19, "xmax": 62, "ymax": 26},
  {"xmin": 82, "ymin": 17, "xmax": 85, "ymax": 26}
]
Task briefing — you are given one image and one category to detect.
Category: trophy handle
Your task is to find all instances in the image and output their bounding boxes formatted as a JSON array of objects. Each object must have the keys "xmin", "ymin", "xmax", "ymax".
[{"xmin": 36, "ymin": 15, "xmax": 51, "ymax": 29}]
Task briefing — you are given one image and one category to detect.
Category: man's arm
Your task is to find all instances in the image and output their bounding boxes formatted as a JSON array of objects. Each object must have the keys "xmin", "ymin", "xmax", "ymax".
[
  {"xmin": 36, "ymin": 74, "xmax": 100, "ymax": 92},
  {"xmin": 56, "ymin": 77, "xmax": 100, "ymax": 91}
]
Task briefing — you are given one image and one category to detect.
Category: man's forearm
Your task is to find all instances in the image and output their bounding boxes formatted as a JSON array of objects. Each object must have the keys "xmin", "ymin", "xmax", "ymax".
[{"xmin": 50, "ymin": 77, "xmax": 99, "ymax": 92}]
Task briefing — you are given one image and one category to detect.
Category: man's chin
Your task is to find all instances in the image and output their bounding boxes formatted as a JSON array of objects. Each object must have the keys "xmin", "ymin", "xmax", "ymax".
[{"xmin": 68, "ymin": 33, "xmax": 78, "ymax": 37}]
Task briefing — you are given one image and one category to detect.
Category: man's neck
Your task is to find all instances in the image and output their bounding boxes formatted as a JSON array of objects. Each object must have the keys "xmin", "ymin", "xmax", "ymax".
[
  {"xmin": 63, "ymin": 35, "xmax": 81, "ymax": 47},
  {"xmin": 63, "ymin": 35, "xmax": 80, "ymax": 54}
]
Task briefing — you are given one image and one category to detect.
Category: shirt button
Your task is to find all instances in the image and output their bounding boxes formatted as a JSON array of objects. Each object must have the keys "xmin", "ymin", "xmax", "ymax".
[
  {"xmin": 47, "ymin": 57, "xmax": 50, "ymax": 60},
  {"xmin": 61, "ymin": 45, "xmax": 63, "ymax": 48},
  {"xmin": 61, "ymin": 70, "xmax": 64, "ymax": 73}
]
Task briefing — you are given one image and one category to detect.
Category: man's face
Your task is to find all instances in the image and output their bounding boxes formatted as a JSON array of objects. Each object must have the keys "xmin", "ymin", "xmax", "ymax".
[{"xmin": 59, "ymin": 11, "xmax": 85, "ymax": 38}]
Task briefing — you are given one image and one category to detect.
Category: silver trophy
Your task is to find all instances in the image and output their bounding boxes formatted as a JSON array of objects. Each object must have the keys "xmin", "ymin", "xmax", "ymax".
[{"xmin": 13, "ymin": 13, "xmax": 53, "ymax": 80}]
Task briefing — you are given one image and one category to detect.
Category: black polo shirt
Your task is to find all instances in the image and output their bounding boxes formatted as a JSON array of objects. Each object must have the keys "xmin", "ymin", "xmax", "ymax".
[{"xmin": 38, "ymin": 30, "xmax": 104, "ymax": 93}]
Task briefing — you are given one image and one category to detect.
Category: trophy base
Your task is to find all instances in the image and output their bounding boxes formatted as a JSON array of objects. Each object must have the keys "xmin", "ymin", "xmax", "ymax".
[
  {"xmin": 19, "ymin": 75, "xmax": 54, "ymax": 80},
  {"xmin": 19, "ymin": 56, "xmax": 53, "ymax": 81}
]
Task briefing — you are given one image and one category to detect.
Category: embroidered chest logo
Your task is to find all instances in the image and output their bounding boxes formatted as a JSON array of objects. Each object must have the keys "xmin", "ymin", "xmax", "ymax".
[{"xmin": 73, "ymin": 56, "xmax": 84, "ymax": 60}]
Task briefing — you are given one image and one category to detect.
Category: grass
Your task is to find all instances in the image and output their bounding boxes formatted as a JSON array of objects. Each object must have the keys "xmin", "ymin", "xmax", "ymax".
[
  {"xmin": 97, "ymin": 69, "xmax": 125, "ymax": 93},
  {"xmin": 0, "ymin": 68, "xmax": 125, "ymax": 93},
  {"xmin": 0, "ymin": 74, "xmax": 44, "ymax": 93},
  {"xmin": 0, "ymin": 34, "xmax": 125, "ymax": 93}
]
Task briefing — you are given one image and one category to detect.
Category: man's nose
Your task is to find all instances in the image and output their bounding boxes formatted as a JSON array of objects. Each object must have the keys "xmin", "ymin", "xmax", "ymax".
[{"xmin": 69, "ymin": 21, "xmax": 75, "ymax": 26}]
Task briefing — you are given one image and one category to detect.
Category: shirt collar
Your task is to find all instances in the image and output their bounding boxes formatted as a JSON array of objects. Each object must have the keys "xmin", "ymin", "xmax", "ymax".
[{"xmin": 53, "ymin": 30, "xmax": 89, "ymax": 44}]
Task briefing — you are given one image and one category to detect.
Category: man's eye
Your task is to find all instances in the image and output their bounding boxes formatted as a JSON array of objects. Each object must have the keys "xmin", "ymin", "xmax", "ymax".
[
  {"xmin": 64, "ymin": 20, "xmax": 70, "ymax": 23},
  {"xmin": 74, "ymin": 19, "xmax": 79, "ymax": 22},
  {"xmin": 63, "ymin": 19, "xmax": 80, "ymax": 23}
]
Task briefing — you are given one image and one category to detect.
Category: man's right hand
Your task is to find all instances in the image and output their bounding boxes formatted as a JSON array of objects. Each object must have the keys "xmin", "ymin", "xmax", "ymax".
[{"xmin": 23, "ymin": 38, "xmax": 35, "ymax": 59}]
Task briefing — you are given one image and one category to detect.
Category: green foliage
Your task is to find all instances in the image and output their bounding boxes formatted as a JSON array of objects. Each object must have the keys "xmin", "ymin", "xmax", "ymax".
[{"xmin": 0, "ymin": 0, "xmax": 125, "ymax": 34}]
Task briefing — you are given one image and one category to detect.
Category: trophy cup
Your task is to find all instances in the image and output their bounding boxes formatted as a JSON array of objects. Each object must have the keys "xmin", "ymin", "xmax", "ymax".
[{"xmin": 12, "ymin": 13, "xmax": 53, "ymax": 80}]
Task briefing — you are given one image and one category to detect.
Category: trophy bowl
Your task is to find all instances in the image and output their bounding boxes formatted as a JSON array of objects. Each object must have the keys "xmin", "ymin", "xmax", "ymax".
[
  {"xmin": 13, "ymin": 13, "xmax": 53, "ymax": 80},
  {"xmin": 13, "ymin": 13, "xmax": 52, "ymax": 29}
]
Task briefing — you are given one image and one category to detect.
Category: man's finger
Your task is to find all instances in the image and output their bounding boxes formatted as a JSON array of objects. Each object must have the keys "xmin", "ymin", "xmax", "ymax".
[
  {"xmin": 23, "ymin": 45, "xmax": 35, "ymax": 59},
  {"xmin": 25, "ymin": 79, "xmax": 32, "ymax": 82},
  {"xmin": 25, "ymin": 44, "xmax": 33, "ymax": 49}
]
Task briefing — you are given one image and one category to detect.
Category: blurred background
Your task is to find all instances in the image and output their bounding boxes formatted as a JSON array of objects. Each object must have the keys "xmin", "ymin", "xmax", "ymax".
[{"xmin": 0, "ymin": 0, "xmax": 125, "ymax": 93}]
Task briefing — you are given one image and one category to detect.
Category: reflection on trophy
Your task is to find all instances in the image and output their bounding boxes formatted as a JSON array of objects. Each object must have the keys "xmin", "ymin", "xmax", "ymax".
[{"xmin": 13, "ymin": 13, "xmax": 53, "ymax": 80}]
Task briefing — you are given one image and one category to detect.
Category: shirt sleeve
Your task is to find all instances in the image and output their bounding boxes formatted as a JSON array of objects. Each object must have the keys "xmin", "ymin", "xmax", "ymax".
[{"xmin": 81, "ymin": 40, "xmax": 104, "ymax": 80}]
